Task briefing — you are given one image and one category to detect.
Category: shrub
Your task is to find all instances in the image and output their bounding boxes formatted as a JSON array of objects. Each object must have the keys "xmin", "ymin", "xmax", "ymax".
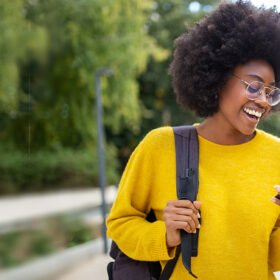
[
  {"xmin": 0, "ymin": 214, "xmax": 101, "ymax": 269},
  {"xmin": 0, "ymin": 144, "xmax": 119, "ymax": 194}
]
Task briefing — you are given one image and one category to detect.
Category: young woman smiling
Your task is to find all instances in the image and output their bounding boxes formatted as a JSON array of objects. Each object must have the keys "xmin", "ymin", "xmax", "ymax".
[{"xmin": 107, "ymin": 1, "xmax": 280, "ymax": 279}]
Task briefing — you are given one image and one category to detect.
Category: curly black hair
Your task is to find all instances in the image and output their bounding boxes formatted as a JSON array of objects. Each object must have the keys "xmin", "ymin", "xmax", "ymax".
[{"xmin": 170, "ymin": 0, "xmax": 280, "ymax": 117}]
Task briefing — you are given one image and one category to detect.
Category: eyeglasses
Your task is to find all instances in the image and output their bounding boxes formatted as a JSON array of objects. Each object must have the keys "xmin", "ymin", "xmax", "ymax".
[{"xmin": 232, "ymin": 74, "xmax": 280, "ymax": 106}]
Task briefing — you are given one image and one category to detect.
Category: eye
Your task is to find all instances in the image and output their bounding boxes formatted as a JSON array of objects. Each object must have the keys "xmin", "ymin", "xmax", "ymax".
[
  {"xmin": 247, "ymin": 81, "xmax": 262, "ymax": 94},
  {"xmin": 267, "ymin": 88, "xmax": 280, "ymax": 105}
]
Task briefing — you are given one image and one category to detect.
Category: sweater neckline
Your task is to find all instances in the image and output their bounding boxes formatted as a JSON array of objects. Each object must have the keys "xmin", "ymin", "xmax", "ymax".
[{"xmin": 197, "ymin": 129, "xmax": 262, "ymax": 151}]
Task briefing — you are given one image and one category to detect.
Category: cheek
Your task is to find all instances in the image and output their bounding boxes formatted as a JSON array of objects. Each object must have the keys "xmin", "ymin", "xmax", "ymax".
[
  {"xmin": 218, "ymin": 89, "xmax": 245, "ymax": 114},
  {"xmin": 219, "ymin": 94, "xmax": 239, "ymax": 113}
]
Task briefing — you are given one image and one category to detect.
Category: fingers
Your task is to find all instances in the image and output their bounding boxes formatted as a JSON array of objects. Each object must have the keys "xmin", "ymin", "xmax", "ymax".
[
  {"xmin": 165, "ymin": 220, "xmax": 195, "ymax": 234},
  {"xmin": 165, "ymin": 200, "xmax": 200, "ymax": 221},
  {"xmin": 174, "ymin": 210, "xmax": 200, "ymax": 230},
  {"xmin": 173, "ymin": 207, "xmax": 198, "ymax": 219},
  {"xmin": 164, "ymin": 215, "xmax": 198, "ymax": 233},
  {"xmin": 174, "ymin": 215, "xmax": 197, "ymax": 231},
  {"xmin": 274, "ymin": 185, "xmax": 280, "ymax": 193},
  {"xmin": 272, "ymin": 185, "xmax": 280, "ymax": 206},
  {"xmin": 167, "ymin": 200, "xmax": 200, "ymax": 214},
  {"xmin": 164, "ymin": 200, "xmax": 201, "ymax": 233},
  {"xmin": 272, "ymin": 197, "xmax": 280, "ymax": 205},
  {"xmin": 193, "ymin": 200, "xmax": 202, "ymax": 210}
]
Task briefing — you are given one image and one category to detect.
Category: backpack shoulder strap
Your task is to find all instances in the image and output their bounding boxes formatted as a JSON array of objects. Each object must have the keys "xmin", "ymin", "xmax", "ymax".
[
  {"xmin": 173, "ymin": 125, "xmax": 199, "ymax": 201},
  {"xmin": 174, "ymin": 125, "xmax": 199, "ymax": 278},
  {"xmin": 160, "ymin": 126, "xmax": 199, "ymax": 280},
  {"xmin": 159, "ymin": 246, "xmax": 181, "ymax": 280}
]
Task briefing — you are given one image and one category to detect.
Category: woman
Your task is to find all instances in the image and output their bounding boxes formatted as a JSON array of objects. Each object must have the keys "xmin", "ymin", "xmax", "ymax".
[{"xmin": 107, "ymin": 1, "xmax": 280, "ymax": 279}]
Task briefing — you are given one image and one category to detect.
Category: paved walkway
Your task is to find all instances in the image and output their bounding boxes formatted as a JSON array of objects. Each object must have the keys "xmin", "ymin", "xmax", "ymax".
[
  {"xmin": 57, "ymin": 254, "xmax": 111, "ymax": 280},
  {"xmin": 57, "ymin": 254, "xmax": 280, "ymax": 280},
  {"xmin": 0, "ymin": 187, "xmax": 117, "ymax": 280},
  {"xmin": 0, "ymin": 186, "xmax": 117, "ymax": 233}
]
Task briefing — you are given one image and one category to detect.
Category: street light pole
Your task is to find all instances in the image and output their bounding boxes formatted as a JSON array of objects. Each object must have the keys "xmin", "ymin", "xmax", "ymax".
[{"xmin": 94, "ymin": 68, "xmax": 113, "ymax": 254}]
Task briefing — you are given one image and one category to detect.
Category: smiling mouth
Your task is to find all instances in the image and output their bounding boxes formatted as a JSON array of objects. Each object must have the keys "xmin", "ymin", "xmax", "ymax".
[{"xmin": 243, "ymin": 107, "xmax": 263, "ymax": 120}]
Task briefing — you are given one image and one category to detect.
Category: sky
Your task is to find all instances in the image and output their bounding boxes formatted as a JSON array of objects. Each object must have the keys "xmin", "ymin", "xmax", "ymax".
[
  {"xmin": 189, "ymin": 1, "xmax": 280, "ymax": 13},
  {"xmin": 249, "ymin": 0, "xmax": 280, "ymax": 10}
]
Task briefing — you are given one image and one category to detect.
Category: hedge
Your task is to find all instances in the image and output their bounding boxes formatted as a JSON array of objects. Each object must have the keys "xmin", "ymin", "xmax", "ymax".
[{"xmin": 0, "ymin": 144, "xmax": 119, "ymax": 194}]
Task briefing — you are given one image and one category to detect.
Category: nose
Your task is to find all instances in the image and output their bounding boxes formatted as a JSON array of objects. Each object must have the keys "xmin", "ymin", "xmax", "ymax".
[{"xmin": 254, "ymin": 89, "xmax": 271, "ymax": 110}]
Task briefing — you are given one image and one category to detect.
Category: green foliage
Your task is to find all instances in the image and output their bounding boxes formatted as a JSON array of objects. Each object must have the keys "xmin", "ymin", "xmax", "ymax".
[
  {"xmin": 60, "ymin": 217, "xmax": 93, "ymax": 247},
  {"xmin": 29, "ymin": 231, "xmax": 54, "ymax": 256},
  {"xmin": 0, "ymin": 214, "xmax": 97, "ymax": 269},
  {"xmin": 2, "ymin": 0, "xmax": 160, "ymax": 152},
  {"xmin": 0, "ymin": 232, "xmax": 21, "ymax": 267},
  {"xmin": 258, "ymin": 112, "xmax": 280, "ymax": 136},
  {"xmin": 0, "ymin": 144, "xmax": 119, "ymax": 194},
  {"xmin": 0, "ymin": 0, "xmax": 161, "ymax": 190},
  {"xmin": 110, "ymin": 0, "xmax": 218, "ymax": 170},
  {"xmin": 0, "ymin": 0, "xmax": 47, "ymax": 113},
  {"xmin": 139, "ymin": 0, "xmax": 219, "ymax": 129},
  {"xmin": 2, "ymin": 0, "xmax": 280, "ymax": 190},
  {"xmin": 0, "ymin": 0, "xmax": 26, "ymax": 112}
]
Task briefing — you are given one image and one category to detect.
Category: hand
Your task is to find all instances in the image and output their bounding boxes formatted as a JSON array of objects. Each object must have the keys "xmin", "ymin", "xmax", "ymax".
[
  {"xmin": 271, "ymin": 185, "xmax": 280, "ymax": 206},
  {"xmin": 163, "ymin": 200, "xmax": 201, "ymax": 248}
]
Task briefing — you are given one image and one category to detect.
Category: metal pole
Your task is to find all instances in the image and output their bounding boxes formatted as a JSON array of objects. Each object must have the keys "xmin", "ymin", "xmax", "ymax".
[{"xmin": 95, "ymin": 69, "xmax": 110, "ymax": 254}]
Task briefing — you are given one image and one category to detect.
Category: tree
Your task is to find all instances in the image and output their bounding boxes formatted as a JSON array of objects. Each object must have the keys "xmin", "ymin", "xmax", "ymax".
[
  {"xmin": 0, "ymin": 0, "xmax": 167, "ymax": 190},
  {"xmin": 0, "ymin": 0, "xmax": 27, "ymax": 112},
  {"xmin": 110, "ymin": 0, "xmax": 220, "ymax": 170},
  {"xmin": 4, "ymin": 0, "xmax": 164, "ymax": 151},
  {"xmin": 139, "ymin": 0, "xmax": 220, "ymax": 131}
]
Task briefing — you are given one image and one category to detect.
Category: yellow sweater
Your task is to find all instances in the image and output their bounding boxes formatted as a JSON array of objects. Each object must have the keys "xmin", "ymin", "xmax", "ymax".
[{"xmin": 107, "ymin": 127, "xmax": 280, "ymax": 280}]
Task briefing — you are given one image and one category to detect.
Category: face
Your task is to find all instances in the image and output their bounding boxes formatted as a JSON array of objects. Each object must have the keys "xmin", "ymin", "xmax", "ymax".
[{"xmin": 216, "ymin": 59, "xmax": 275, "ymax": 136}]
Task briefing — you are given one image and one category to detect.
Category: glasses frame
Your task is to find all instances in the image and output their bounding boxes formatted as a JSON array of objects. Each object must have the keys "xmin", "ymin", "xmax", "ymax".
[{"xmin": 232, "ymin": 74, "xmax": 280, "ymax": 106}]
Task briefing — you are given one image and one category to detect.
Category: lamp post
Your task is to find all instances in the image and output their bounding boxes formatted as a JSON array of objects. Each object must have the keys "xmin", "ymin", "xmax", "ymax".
[{"xmin": 95, "ymin": 68, "xmax": 113, "ymax": 254}]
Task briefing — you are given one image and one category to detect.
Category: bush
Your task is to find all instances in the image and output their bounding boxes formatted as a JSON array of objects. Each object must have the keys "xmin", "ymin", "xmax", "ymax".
[
  {"xmin": 0, "ymin": 214, "xmax": 99, "ymax": 269},
  {"xmin": 29, "ymin": 231, "xmax": 55, "ymax": 257},
  {"xmin": 0, "ymin": 232, "xmax": 21, "ymax": 268},
  {"xmin": 0, "ymin": 144, "xmax": 119, "ymax": 194},
  {"xmin": 60, "ymin": 217, "xmax": 93, "ymax": 247}
]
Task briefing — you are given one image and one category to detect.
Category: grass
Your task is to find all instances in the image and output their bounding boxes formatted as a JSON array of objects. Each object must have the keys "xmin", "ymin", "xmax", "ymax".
[{"xmin": 0, "ymin": 212, "xmax": 101, "ymax": 270}]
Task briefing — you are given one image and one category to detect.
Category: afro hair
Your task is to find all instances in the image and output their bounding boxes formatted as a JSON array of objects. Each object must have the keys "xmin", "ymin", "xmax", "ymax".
[{"xmin": 170, "ymin": 0, "xmax": 280, "ymax": 117}]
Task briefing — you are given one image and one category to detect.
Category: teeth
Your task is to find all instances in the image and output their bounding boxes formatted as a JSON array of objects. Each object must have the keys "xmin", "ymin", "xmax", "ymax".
[{"xmin": 243, "ymin": 107, "xmax": 262, "ymax": 118}]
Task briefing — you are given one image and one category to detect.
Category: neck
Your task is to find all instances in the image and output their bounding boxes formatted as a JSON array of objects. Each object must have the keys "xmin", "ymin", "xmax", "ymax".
[{"xmin": 196, "ymin": 117, "xmax": 255, "ymax": 145}]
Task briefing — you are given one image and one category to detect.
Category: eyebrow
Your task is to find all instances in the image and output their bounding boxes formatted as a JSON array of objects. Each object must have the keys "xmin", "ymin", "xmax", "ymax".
[{"xmin": 246, "ymin": 74, "xmax": 276, "ymax": 86}]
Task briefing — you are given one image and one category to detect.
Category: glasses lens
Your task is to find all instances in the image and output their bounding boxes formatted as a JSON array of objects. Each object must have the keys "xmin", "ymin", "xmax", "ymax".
[
  {"xmin": 246, "ymin": 81, "xmax": 263, "ymax": 99},
  {"xmin": 267, "ymin": 88, "xmax": 280, "ymax": 106}
]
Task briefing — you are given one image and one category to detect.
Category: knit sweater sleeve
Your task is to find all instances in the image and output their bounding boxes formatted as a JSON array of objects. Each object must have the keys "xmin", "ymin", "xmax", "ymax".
[
  {"xmin": 269, "ymin": 216, "xmax": 280, "ymax": 272},
  {"xmin": 106, "ymin": 128, "xmax": 175, "ymax": 261}
]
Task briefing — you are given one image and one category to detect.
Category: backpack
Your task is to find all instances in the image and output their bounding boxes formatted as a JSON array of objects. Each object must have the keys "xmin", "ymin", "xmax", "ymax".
[{"xmin": 107, "ymin": 126, "xmax": 200, "ymax": 280}]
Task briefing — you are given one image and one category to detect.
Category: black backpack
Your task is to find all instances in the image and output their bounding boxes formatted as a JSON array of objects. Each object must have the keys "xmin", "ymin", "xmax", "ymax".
[{"xmin": 107, "ymin": 126, "xmax": 200, "ymax": 280}]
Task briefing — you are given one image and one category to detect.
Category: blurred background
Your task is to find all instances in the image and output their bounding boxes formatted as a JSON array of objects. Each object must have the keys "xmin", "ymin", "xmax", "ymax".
[{"xmin": 0, "ymin": 0, "xmax": 279, "ymax": 279}]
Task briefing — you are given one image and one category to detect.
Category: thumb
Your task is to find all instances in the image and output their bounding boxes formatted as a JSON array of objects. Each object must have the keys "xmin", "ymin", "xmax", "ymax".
[{"xmin": 194, "ymin": 201, "xmax": 202, "ymax": 210}]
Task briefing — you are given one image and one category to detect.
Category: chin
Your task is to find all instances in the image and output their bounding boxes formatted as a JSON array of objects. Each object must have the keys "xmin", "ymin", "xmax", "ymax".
[{"xmin": 240, "ymin": 127, "xmax": 257, "ymax": 137}]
